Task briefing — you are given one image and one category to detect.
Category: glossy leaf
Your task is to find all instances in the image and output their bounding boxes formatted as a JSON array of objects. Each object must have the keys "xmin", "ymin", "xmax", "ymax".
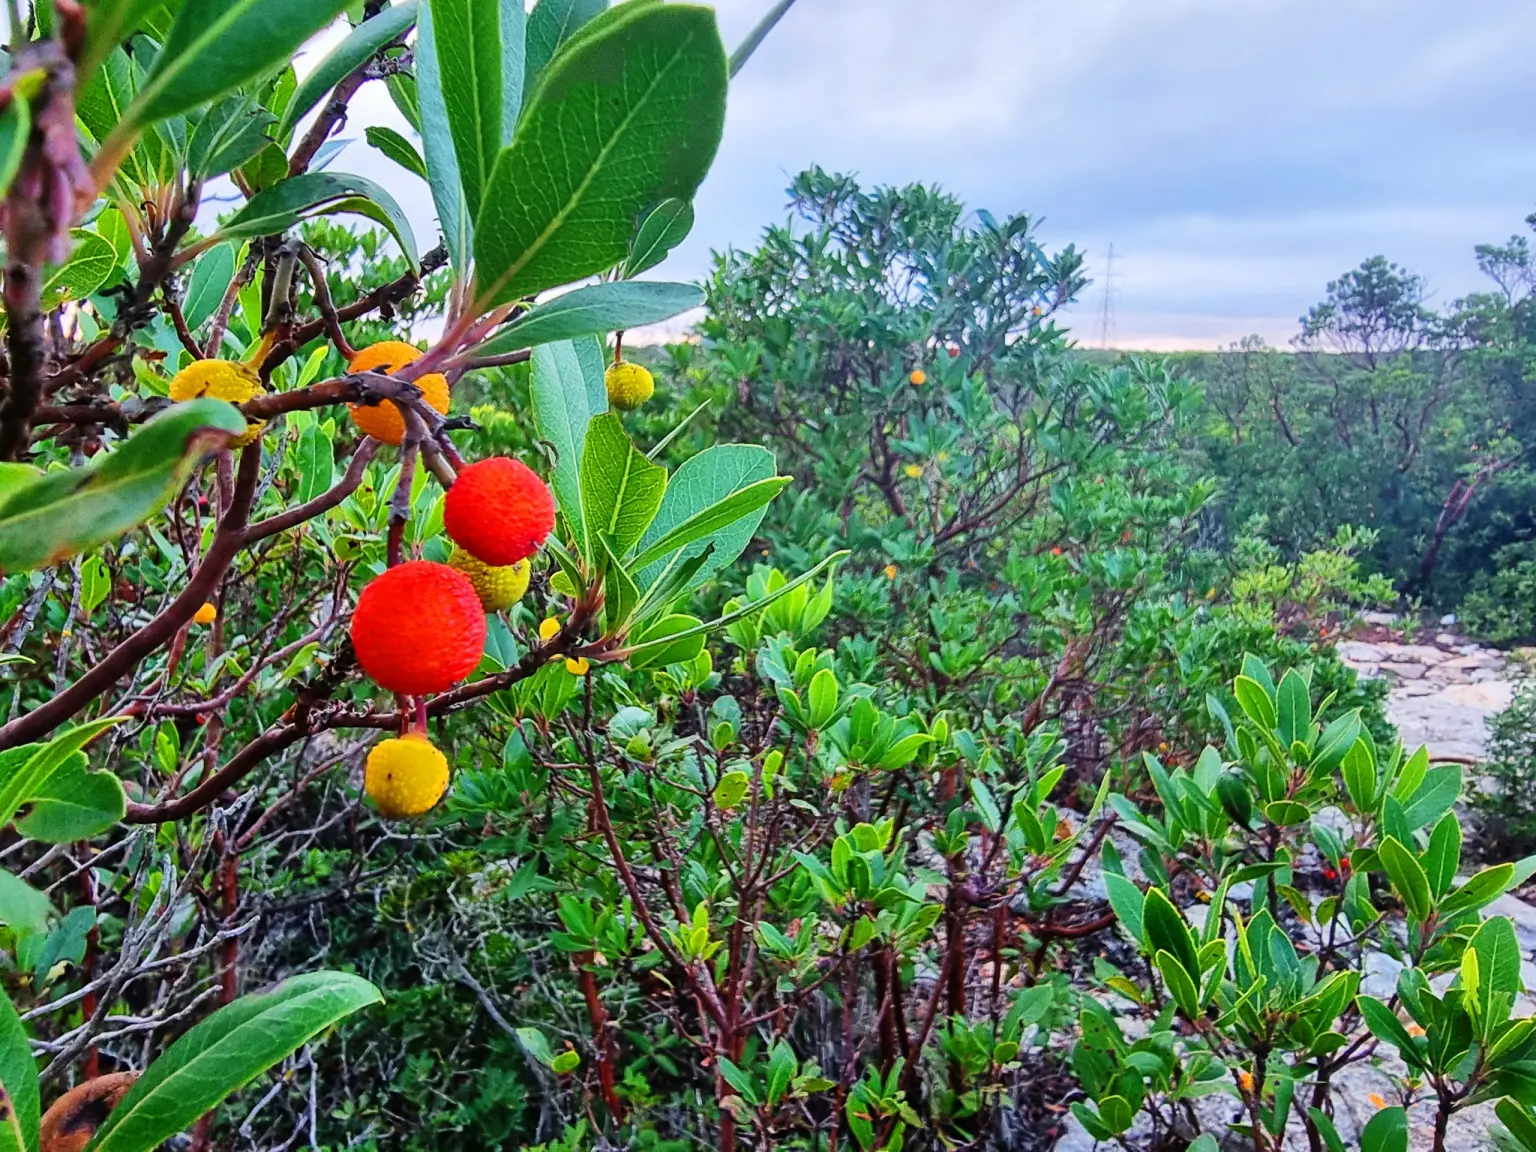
[
  {"xmin": 278, "ymin": 2, "xmax": 419, "ymax": 139},
  {"xmin": 87, "ymin": 972, "xmax": 380, "ymax": 1152},
  {"xmin": 126, "ymin": 0, "xmax": 355, "ymax": 127},
  {"xmin": 0, "ymin": 717, "xmax": 126, "ymax": 829},
  {"xmin": 15, "ymin": 752, "xmax": 126, "ymax": 843},
  {"xmin": 183, "ymin": 243, "xmax": 237, "ymax": 331},
  {"xmin": 1376, "ymin": 836, "xmax": 1432, "ymax": 922},
  {"xmin": 474, "ymin": 281, "xmax": 703, "ymax": 357},
  {"xmin": 415, "ymin": 0, "xmax": 471, "ymax": 270},
  {"xmin": 0, "ymin": 100, "xmax": 29, "ymax": 203},
  {"xmin": 635, "ymin": 445, "xmax": 778, "ymax": 590},
  {"xmin": 211, "ymin": 173, "xmax": 417, "ymax": 264},
  {"xmin": 0, "ymin": 990, "xmax": 36, "ymax": 1152},
  {"xmin": 364, "ymin": 126, "xmax": 428, "ymax": 180},
  {"xmin": 473, "ymin": 3, "xmax": 727, "ymax": 306},
  {"xmin": 0, "ymin": 399, "xmax": 247, "ymax": 574},
  {"xmin": 625, "ymin": 199, "xmax": 695, "ymax": 277},
  {"xmin": 530, "ymin": 341, "xmax": 594, "ymax": 552},
  {"xmin": 1141, "ymin": 887, "xmax": 1199, "ymax": 983},
  {"xmin": 1359, "ymin": 1106, "xmax": 1408, "ymax": 1152},
  {"xmin": 43, "ymin": 232, "xmax": 119, "ymax": 310},
  {"xmin": 630, "ymin": 475, "xmax": 789, "ymax": 572},
  {"xmin": 187, "ymin": 96, "xmax": 276, "ymax": 178},
  {"xmin": 713, "ymin": 770, "xmax": 749, "ymax": 810},
  {"xmin": 580, "ymin": 414, "xmax": 667, "ymax": 558},
  {"xmin": 522, "ymin": 0, "xmax": 607, "ymax": 105}
]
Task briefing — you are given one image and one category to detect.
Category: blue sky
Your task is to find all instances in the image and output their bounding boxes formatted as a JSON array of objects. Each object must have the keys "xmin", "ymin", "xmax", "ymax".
[{"xmin": 331, "ymin": 0, "xmax": 1536, "ymax": 349}]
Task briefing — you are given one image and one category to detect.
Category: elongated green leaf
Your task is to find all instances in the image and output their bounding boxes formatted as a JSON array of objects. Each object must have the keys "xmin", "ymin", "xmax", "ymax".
[
  {"xmin": 126, "ymin": 0, "xmax": 355, "ymax": 127},
  {"xmin": 278, "ymin": 2, "xmax": 419, "ymax": 138},
  {"xmin": 1440, "ymin": 863, "xmax": 1516, "ymax": 917},
  {"xmin": 429, "ymin": 0, "xmax": 510, "ymax": 213},
  {"xmin": 530, "ymin": 340, "xmax": 593, "ymax": 552},
  {"xmin": 0, "ymin": 100, "xmax": 29, "ymax": 204},
  {"xmin": 365, "ymin": 126, "xmax": 428, "ymax": 179},
  {"xmin": 0, "ymin": 990, "xmax": 36, "ymax": 1152},
  {"xmin": 474, "ymin": 281, "xmax": 703, "ymax": 358},
  {"xmin": 80, "ymin": 0, "xmax": 165, "ymax": 78},
  {"xmin": 1376, "ymin": 836, "xmax": 1432, "ymax": 923},
  {"xmin": 87, "ymin": 972, "xmax": 380, "ymax": 1152},
  {"xmin": 580, "ymin": 414, "xmax": 667, "ymax": 557},
  {"xmin": 1472, "ymin": 916, "xmax": 1522, "ymax": 1035},
  {"xmin": 414, "ymin": 0, "xmax": 471, "ymax": 270},
  {"xmin": 1154, "ymin": 948, "xmax": 1201, "ymax": 1018},
  {"xmin": 1103, "ymin": 872, "xmax": 1144, "ymax": 943},
  {"xmin": 635, "ymin": 444, "xmax": 777, "ymax": 590},
  {"xmin": 1276, "ymin": 669, "xmax": 1309, "ymax": 747},
  {"xmin": 183, "ymin": 244, "xmax": 237, "ymax": 331},
  {"xmin": 1497, "ymin": 1100, "xmax": 1536, "ymax": 1152},
  {"xmin": 1424, "ymin": 813, "xmax": 1462, "ymax": 899},
  {"xmin": 16, "ymin": 753, "xmax": 127, "ymax": 843},
  {"xmin": 1401, "ymin": 763, "xmax": 1462, "ymax": 831},
  {"xmin": 212, "ymin": 173, "xmax": 416, "ymax": 264},
  {"xmin": 625, "ymin": 199, "xmax": 694, "ymax": 277},
  {"xmin": 187, "ymin": 96, "xmax": 276, "ymax": 178},
  {"xmin": 1356, "ymin": 995, "xmax": 1425, "ymax": 1069},
  {"xmin": 0, "ymin": 717, "xmax": 126, "ymax": 829},
  {"xmin": 1233, "ymin": 675, "xmax": 1277, "ymax": 730},
  {"xmin": 474, "ymin": 3, "xmax": 727, "ymax": 306},
  {"xmin": 523, "ymin": 0, "xmax": 607, "ymax": 105},
  {"xmin": 0, "ymin": 400, "xmax": 246, "ymax": 574},
  {"xmin": 0, "ymin": 868, "xmax": 53, "ymax": 937},
  {"xmin": 630, "ymin": 475, "xmax": 789, "ymax": 571},
  {"xmin": 1141, "ymin": 887, "xmax": 1199, "ymax": 983}
]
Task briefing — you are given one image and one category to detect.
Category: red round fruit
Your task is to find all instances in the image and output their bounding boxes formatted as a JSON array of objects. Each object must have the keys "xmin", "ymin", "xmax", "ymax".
[
  {"xmin": 444, "ymin": 457, "xmax": 555, "ymax": 565},
  {"xmin": 351, "ymin": 561, "xmax": 487, "ymax": 695}
]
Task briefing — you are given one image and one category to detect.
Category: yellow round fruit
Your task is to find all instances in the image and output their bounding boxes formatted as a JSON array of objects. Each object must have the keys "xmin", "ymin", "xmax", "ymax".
[
  {"xmin": 909, "ymin": 369, "xmax": 927, "ymax": 387},
  {"xmin": 168, "ymin": 360, "xmax": 266, "ymax": 447},
  {"xmin": 192, "ymin": 602, "xmax": 217, "ymax": 625},
  {"xmin": 364, "ymin": 733, "xmax": 450, "ymax": 819},
  {"xmin": 604, "ymin": 361, "xmax": 654, "ymax": 411},
  {"xmin": 448, "ymin": 548, "xmax": 530, "ymax": 612},
  {"xmin": 347, "ymin": 341, "xmax": 450, "ymax": 445}
]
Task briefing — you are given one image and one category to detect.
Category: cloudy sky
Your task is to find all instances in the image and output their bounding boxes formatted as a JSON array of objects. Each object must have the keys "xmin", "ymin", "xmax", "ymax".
[{"xmin": 330, "ymin": 0, "xmax": 1536, "ymax": 350}]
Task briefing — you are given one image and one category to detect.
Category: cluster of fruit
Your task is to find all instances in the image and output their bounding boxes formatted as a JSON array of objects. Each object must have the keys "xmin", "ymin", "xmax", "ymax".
[{"xmin": 168, "ymin": 345, "xmax": 658, "ymax": 819}]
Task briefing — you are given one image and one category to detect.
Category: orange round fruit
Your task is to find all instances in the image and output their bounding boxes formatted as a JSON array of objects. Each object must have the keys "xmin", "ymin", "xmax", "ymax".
[
  {"xmin": 347, "ymin": 341, "xmax": 450, "ymax": 445},
  {"xmin": 192, "ymin": 602, "xmax": 217, "ymax": 625},
  {"xmin": 443, "ymin": 457, "xmax": 555, "ymax": 566},
  {"xmin": 350, "ymin": 560, "xmax": 486, "ymax": 695}
]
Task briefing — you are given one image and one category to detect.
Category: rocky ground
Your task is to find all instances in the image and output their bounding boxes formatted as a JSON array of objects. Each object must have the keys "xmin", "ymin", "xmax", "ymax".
[{"xmin": 1053, "ymin": 624, "xmax": 1533, "ymax": 1151}]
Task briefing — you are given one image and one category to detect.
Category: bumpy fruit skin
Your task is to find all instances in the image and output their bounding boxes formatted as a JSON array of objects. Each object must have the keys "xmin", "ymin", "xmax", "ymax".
[
  {"xmin": 448, "ymin": 548, "xmax": 530, "ymax": 612},
  {"xmin": 444, "ymin": 457, "xmax": 555, "ymax": 565},
  {"xmin": 350, "ymin": 561, "xmax": 486, "ymax": 694},
  {"xmin": 347, "ymin": 341, "xmax": 451, "ymax": 445},
  {"xmin": 605, "ymin": 361, "xmax": 654, "ymax": 410},
  {"xmin": 193, "ymin": 602, "xmax": 217, "ymax": 625},
  {"xmin": 168, "ymin": 360, "xmax": 265, "ymax": 447},
  {"xmin": 365, "ymin": 733, "xmax": 449, "ymax": 818}
]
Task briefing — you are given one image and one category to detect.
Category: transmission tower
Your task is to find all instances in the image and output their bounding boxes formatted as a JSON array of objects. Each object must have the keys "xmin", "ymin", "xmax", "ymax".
[{"xmin": 1097, "ymin": 243, "xmax": 1117, "ymax": 349}]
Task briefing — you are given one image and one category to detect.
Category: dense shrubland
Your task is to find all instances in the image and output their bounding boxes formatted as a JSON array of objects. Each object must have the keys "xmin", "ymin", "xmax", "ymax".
[{"xmin": 0, "ymin": 3, "xmax": 1528, "ymax": 1152}]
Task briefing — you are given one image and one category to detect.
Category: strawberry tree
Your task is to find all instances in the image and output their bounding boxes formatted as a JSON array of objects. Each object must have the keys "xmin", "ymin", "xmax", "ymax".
[{"xmin": 0, "ymin": 0, "xmax": 808, "ymax": 1145}]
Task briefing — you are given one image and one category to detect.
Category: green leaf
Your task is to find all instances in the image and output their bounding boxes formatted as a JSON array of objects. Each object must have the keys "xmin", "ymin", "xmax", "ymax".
[
  {"xmin": 1104, "ymin": 872, "xmax": 1144, "ymax": 943},
  {"xmin": 579, "ymin": 413, "xmax": 667, "ymax": 558},
  {"xmin": 80, "ymin": 0, "xmax": 166, "ymax": 79},
  {"xmin": 514, "ymin": 1026, "xmax": 555, "ymax": 1067},
  {"xmin": 1141, "ymin": 888, "xmax": 1199, "ymax": 982},
  {"xmin": 1472, "ymin": 916, "xmax": 1523, "ymax": 1033},
  {"xmin": 125, "ymin": 0, "xmax": 356, "ymax": 127},
  {"xmin": 415, "ymin": 0, "xmax": 471, "ymax": 270},
  {"xmin": 716, "ymin": 1056, "xmax": 761, "ymax": 1107},
  {"xmin": 183, "ymin": 244, "xmax": 236, "ymax": 331},
  {"xmin": 473, "ymin": 3, "xmax": 727, "ymax": 306},
  {"xmin": 969, "ymin": 777, "xmax": 1001, "ymax": 833},
  {"xmin": 0, "ymin": 867, "xmax": 53, "ymax": 937},
  {"xmin": 631, "ymin": 475, "xmax": 789, "ymax": 572},
  {"xmin": 428, "ymin": 0, "xmax": 520, "ymax": 214},
  {"xmin": 624, "ymin": 613, "xmax": 705, "ymax": 671},
  {"xmin": 212, "ymin": 173, "xmax": 417, "ymax": 264},
  {"xmin": 1154, "ymin": 948, "xmax": 1201, "ymax": 1018},
  {"xmin": 278, "ymin": 2, "xmax": 419, "ymax": 139},
  {"xmin": 1233, "ymin": 675, "xmax": 1277, "ymax": 730},
  {"xmin": 0, "ymin": 100, "xmax": 29, "ymax": 203},
  {"xmin": 713, "ymin": 770, "xmax": 749, "ymax": 811},
  {"xmin": 43, "ymin": 232, "xmax": 119, "ymax": 310},
  {"xmin": 0, "ymin": 989, "xmax": 37, "ymax": 1152},
  {"xmin": 1496, "ymin": 1100, "xmax": 1536, "ymax": 1152},
  {"xmin": 1356, "ymin": 995, "xmax": 1425, "ymax": 1069},
  {"xmin": 365, "ymin": 126, "xmax": 428, "ymax": 180},
  {"xmin": 1377, "ymin": 836, "xmax": 1432, "ymax": 922},
  {"xmin": 475, "ymin": 281, "xmax": 703, "ymax": 357},
  {"xmin": 1307, "ymin": 1107, "xmax": 1347, "ymax": 1152},
  {"xmin": 0, "ymin": 399, "xmax": 246, "ymax": 574},
  {"xmin": 807, "ymin": 669, "xmax": 838, "ymax": 730},
  {"xmin": 15, "ymin": 752, "xmax": 126, "ymax": 843},
  {"xmin": 634, "ymin": 445, "xmax": 778, "ymax": 589},
  {"xmin": 549, "ymin": 1049, "xmax": 580, "ymax": 1075},
  {"xmin": 530, "ymin": 340, "xmax": 594, "ymax": 552},
  {"xmin": 523, "ymin": 0, "xmax": 608, "ymax": 106},
  {"xmin": 0, "ymin": 717, "xmax": 126, "ymax": 829},
  {"xmin": 79, "ymin": 555, "xmax": 111, "ymax": 614},
  {"xmin": 1312, "ymin": 711, "xmax": 1363, "ymax": 773},
  {"xmin": 1440, "ymin": 863, "xmax": 1517, "ymax": 917},
  {"xmin": 186, "ymin": 95, "xmax": 276, "ymax": 178},
  {"xmin": 87, "ymin": 972, "xmax": 380, "ymax": 1152},
  {"xmin": 1276, "ymin": 669, "xmax": 1310, "ymax": 746},
  {"xmin": 1424, "ymin": 813, "xmax": 1462, "ymax": 899},
  {"xmin": 625, "ymin": 198, "xmax": 695, "ymax": 277},
  {"xmin": 1359, "ymin": 1106, "xmax": 1408, "ymax": 1152},
  {"xmin": 765, "ymin": 1040, "xmax": 795, "ymax": 1108},
  {"xmin": 293, "ymin": 424, "xmax": 336, "ymax": 505},
  {"xmin": 1401, "ymin": 763, "xmax": 1462, "ymax": 831}
]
